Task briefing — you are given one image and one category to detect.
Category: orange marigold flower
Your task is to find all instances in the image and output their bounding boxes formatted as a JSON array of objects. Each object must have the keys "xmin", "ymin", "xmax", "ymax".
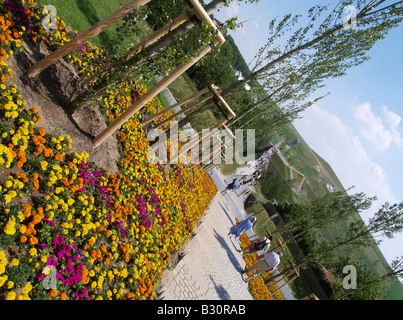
[
  {"xmin": 29, "ymin": 235, "xmax": 38, "ymax": 245},
  {"xmin": 49, "ymin": 289, "xmax": 58, "ymax": 297}
]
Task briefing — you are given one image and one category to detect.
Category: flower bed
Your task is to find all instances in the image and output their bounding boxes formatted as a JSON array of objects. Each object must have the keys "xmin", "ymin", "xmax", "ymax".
[{"xmin": 0, "ymin": 0, "xmax": 217, "ymax": 300}]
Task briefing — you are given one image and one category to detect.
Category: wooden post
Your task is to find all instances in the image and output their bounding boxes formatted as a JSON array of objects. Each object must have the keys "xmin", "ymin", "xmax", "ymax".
[
  {"xmin": 271, "ymin": 275, "xmax": 298, "ymax": 296},
  {"xmin": 222, "ymin": 124, "xmax": 235, "ymax": 139},
  {"xmin": 189, "ymin": 0, "xmax": 225, "ymax": 45},
  {"xmin": 27, "ymin": 0, "xmax": 152, "ymax": 77},
  {"xmin": 273, "ymin": 269, "xmax": 298, "ymax": 285},
  {"xmin": 249, "ymin": 227, "xmax": 272, "ymax": 241},
  {"xmin": 126, "ymin": 12, "xmax": 191, "ymax": 60},
  {"xmin": 151, "ymin": 92, "xmax": 214, "ymax": 130},
  {"xmin": 270, "ymin": 238, "xmax": 286, "ymax": 253},
  {"xmin": 191, "ymin": 139, "xmax": 225, "ymax": 169},
  {"xmin": 81, "ymin": 11, "xmax": 196, "ymax": 88},
  {"xmin": 166, "ymin": 118, "xmax": 227, "ymax": 167},
  {"xmin": 92, "ymin": 0, "xmax": 226, "ymax": 149},
  {"xmin": 141, "ymin": 87, "xmax": 210, "ymax": 126},
  {"xmin": 92, "ymin": 42, "xmax": 217, "ymax": 149},
  {"xmin": 209, "ymin": 84, "xmax": 236, "ymax": 120}
]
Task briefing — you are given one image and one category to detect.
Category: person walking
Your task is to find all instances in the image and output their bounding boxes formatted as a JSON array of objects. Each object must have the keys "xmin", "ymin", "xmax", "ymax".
[
  {"xmin": 241, "ymin": 251, "xmax": 284, "ymax": 282},
  {"xmin": 228, "ymin": 216, "xmax": 257, "ymax": 239},
  {"xmin": 220, "ymin": 178, "xmax": 240, "ymax": 195},
  {"xmin": 238, "ymin": 236, "xmax": 273, "ymax": 256},
  {"xmin": 238, "ymin": 188, "xmax": 251, "ymax": 197}
]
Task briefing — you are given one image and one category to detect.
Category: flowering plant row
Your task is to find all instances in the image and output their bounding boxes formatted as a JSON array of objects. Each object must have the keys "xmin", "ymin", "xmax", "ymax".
[{"xmin": 0, "ymin": 0, "xmax": 216, "ymax": 300}]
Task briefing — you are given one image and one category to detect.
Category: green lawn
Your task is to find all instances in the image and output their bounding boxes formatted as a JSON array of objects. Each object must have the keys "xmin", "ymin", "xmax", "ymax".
[{"xmin": 37, "ymin": 0, "xmax": 132, "ymax": 49}]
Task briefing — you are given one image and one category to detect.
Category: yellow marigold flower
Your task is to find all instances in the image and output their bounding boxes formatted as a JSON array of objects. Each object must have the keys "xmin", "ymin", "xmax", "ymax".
[
  {"xmin": 21, "ymin": 283, "xmax": 32, "ymax": 295},
  {"xmin": 5, "ymin": 291, "xmax": 16, "ymax": 300},
  {"xmin": 10, "ymin": 259, "xmax": 19, "ymax": 267},
  {"xmin": 0, "ymin": 275, "xmax": 8, "ymax": 286},
  {"xmin": 29, "ymin": 248, "xmax": 37, "ymax": 257},
  {"xmin": 6, "ymin": 281, "xmax": 14, "ymax": 289},
  {"xmin": 40, "ymin": 161, "xmax": 48, "ymax": 171}
]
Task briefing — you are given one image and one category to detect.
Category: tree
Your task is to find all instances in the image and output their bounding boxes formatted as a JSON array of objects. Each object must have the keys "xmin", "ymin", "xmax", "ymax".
[
  {"xmin": 178, "ymin": 0, "xmax": 403, "ymax": 129},
  {"xmin": 346, "ymin": 201, "xmax": 403, "ymax": 247},
  {"xmin": 258, "ymin": 169, "xmax": 295, "ymax": 203},
  {"xmin": 293, "ymin": 201, "xmax": 403, "ymax": 271},
  {"xmin": 330, "ymin": 257, "xmax": 384, "ymax": 300},
  {"xmin": 73, "ymin": 0, "xmax": 260, "ymax": 110},
  {"xmin": 226, "ymin": 0, "xmax": 403, "ymax": 96},
  {"xmin": 275, "ymin": 190, "xmax": 376, "ymax": 243},
  {"xmin": 332, "ymin": 255, "xmax": 403, "ymax": 300}
]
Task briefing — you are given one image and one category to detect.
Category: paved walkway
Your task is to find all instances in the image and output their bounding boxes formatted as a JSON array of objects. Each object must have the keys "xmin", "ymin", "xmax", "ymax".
[{"xmin": 159, "ymin": 191, "xmax": 253, "ymax": 300}]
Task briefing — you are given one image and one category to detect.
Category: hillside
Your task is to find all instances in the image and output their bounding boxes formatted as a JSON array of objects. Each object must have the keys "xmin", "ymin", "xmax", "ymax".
[{"xmin": 269, "ymin": 122, "xmax": 403, "ymax": 299}]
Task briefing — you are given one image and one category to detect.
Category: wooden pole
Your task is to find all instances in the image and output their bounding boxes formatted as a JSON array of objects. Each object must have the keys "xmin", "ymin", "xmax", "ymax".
[
  {"xmin": 191, "ymin": 140, "xmax": 224, "ymax": 168},
  {"xmin": 141, "ymin": 87, "xmax": 210, "ymax": 126},
  {"xmin": 90, "ymin": 0, "xmax": 226, "ymax": 149},
  {"xmin": 222, "ymin": 124, "xmax": 235, "ymax": 139},
  {"xmin": 166, "ymin": 118, "xmax": 227, "ymax": 166},
  {"xmin": 273, "ymin": 270, "xmax": 297, "ymax": 285},
  {"xmin": 151, "ymin": 92, "xmax": 214, "ymax": 130},
  {"xmin": 270, "ymin": 238, "xmax": 286, "ymax": 253},
  {"xmin": 92, "ymin": 43, "xmax": 216, "ymax": 149},
  {"xmin": 126, "ymin": 12, "xmax": 191, "ymax": 60},
  {"xmin": 81, "ymin": 11, "xmax": 195, "ymax": 88},
  {"xmin": 189, "ymin": 0, "xmax": 225, "ymax": 45},
  {"xmin": 27, "ymin": 0, "xmax": 152, "ymax": 78},
  {"xmin": 209, "ymin": 84, "xmax": 236, "ymax": 120},
  {"xmin": 271, "ymin": 275, "xmax": 298, "ymax": 296}
]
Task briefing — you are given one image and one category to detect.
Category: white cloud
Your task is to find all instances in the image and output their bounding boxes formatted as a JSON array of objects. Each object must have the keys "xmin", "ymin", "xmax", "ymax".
[
  {"xmin": 353, "ymin": 103, "xmax": 403, "ymax": 151},
  {"xmin": 293, "ymin": 104, "xmax": 396, "ymax": 207},
  {"xmin": 383, "ymin": 106, "xmax": 403, "ymax": 148},
  {"xmin": 223, "ymin": 2, "xmax": 239, "ymax": 19}
]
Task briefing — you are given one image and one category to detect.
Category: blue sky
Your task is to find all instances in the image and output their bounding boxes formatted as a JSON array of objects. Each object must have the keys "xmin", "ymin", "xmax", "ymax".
[{"xmin": 211, "ymin": 0, "xmax": 403, "ymax": 265}]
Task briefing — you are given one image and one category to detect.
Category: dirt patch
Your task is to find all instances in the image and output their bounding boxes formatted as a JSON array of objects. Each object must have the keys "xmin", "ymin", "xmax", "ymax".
[{"xmin": 9, "ymin": 37, "xmax": 120, "ymax": 174}]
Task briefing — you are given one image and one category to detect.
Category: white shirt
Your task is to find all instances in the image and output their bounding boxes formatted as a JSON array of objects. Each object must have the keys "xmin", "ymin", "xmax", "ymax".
[{"xmin": 263, "ymin": 252, "xmax": 281, "ymax": 270}]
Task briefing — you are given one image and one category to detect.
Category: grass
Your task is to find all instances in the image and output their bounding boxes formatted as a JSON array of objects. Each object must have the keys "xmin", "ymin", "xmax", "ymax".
[{"xmin": 36, "ymin": 0, "xmax": 133, "ymax": 50}]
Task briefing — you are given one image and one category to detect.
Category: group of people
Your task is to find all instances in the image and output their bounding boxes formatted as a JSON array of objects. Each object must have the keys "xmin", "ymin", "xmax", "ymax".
[
  {"xmin": 220, "ymin": 147, "xmax": 284, "ymax": 282},
  {"xmin": 220, "ymin": 171, "xmax": 260, "ymax": 197},
  {"xmin": 221, "ymin": 145, "xmax": 278, "ymax": 197},
  {"xmin": 227, "ymin": 216, "xmax": 284, "ymax": 282}
]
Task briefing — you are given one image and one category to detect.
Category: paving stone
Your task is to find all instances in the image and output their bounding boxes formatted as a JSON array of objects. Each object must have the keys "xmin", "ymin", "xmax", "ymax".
[{"xmin": 159, "ymin": 194, "xmax": 253, "ymax": 301}]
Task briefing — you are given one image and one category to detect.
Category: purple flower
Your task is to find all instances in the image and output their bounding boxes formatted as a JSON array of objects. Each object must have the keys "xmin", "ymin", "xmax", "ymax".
[
  {"xmin": 53, "ymin": 236, "xmax": 65, "ymax": 246},
  {"xmin": 64, "ymin": 265, "xmax": 74, "ymax": 275},
  {"xmin": 46, "ymin": 256, "xmax": 57, "ymax": 266}
]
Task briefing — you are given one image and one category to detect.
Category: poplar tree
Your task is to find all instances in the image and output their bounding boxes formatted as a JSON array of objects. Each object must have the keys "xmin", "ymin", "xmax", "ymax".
[{"xmin": 178, "ymin": 0, "xmax": 403, "ymax": 129}]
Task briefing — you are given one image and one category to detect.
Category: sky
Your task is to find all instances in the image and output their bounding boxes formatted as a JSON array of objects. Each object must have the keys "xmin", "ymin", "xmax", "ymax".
[{"xmin": 210, "ymin": 0, "xmax": 403, "ymax": 266}]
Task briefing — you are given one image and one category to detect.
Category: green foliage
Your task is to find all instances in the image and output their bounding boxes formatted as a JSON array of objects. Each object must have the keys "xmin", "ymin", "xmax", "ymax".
[
  {"xmin": 145, "ymin": 0, "xmax": 189, "ymax": 30},
  {"xmin": 329, "ymin": 257, "xmax": 384, "ymax": 300},
  {"xmin": 258, "ymin": 168, "xmax": 295, "ymax": 203},
  {"xmin": 244, "ymin": 193, "xmax": 257, "ymax": 210},
  {"xmin": 187, "ymin": 40, "xmax": 238, "ymax": 90}
]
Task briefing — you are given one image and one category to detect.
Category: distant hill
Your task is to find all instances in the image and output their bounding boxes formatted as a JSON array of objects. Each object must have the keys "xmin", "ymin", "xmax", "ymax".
[
  {"xmin": 225, "ymin": 35, "xmax": 252, "ymax": 77},
  {"xmin": 271, "ymin": 122, "xmax": 403, "ymax": 299}
]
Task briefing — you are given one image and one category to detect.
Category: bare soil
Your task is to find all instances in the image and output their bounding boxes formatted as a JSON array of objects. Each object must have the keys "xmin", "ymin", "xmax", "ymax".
[{"xmin": 9, "ymin": 37, "xmax": 121, "ymax": 174}]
